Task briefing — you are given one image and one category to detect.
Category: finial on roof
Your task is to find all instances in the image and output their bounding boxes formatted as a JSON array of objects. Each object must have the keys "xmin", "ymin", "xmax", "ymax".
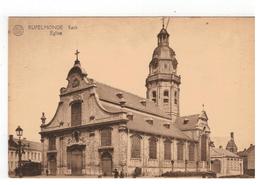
[
  {"xmin": 74, "ymin": 49, "xmax": 81, "ymax": 65},
  {"xmin": 75, "ymin": 49, "xmax": 80, "ymax": 61},
  {"xmin": 41, "ymin": 112, "xmax": 46, "ymax": 124},
  {"xmin": 202, "ymin": 104, "xmax": 205, "ymax": 111}
]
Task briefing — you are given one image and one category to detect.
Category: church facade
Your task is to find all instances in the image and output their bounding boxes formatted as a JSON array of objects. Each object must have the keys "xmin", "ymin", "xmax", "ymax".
[{"xmin": 39, "ymin": 25, "xmax": 211, "ymax": 177}]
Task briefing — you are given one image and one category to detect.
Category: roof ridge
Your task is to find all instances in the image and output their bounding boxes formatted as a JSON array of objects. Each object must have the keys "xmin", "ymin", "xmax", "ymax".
[
  {"xmin": 95, "ymin": 81, "xmax": 149, "ymax": 101},
  {"xmin": 179, "ymin": 114, "xmax": 200, "ymax": 118}
]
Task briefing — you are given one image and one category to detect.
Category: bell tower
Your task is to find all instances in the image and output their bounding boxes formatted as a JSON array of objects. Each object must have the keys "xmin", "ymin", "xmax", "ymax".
[{"xmin": 145, "ymin": 25, "xmax": 181, "ymax": 122}]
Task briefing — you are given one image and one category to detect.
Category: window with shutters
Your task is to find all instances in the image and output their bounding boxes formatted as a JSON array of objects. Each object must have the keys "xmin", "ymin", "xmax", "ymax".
[
  {"xmin": 101, "ymin": 128, "xmax": 112, "ymax": 146},
  {"xmin": 189, "ymin": 143, "xmax": 195, "ymax": 161},
  {"xmin": 71, "ymin": 102, "xmax": 82, "ymax": 126},
  {"xmin": 131, "ymin": 135, "xmax": 141, "ymax": 158},
  {"xmin": 164, "ymin": 139, "xmax": 172, "ymax": 160},
  {"xmin": 177, "ymin": 141, "xmax": 184, "ymax": 161},
  {"xmin": 49, "ymin": 137, "xmax": 56, "ymax": 150},
  {"xmin": 149, "ymin": 137, "xmax": 157, "ymax": 159}
]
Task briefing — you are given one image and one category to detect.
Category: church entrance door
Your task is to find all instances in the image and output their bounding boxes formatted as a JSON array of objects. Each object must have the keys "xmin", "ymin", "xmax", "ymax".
[
  {"xmin": 49, "ymin": 155, "xmax": 57, "ymax": 175},
  {"xmin": 101, "ymin": 152, "xmax": 112, "ymax": 176},
  {"xmin": 71, "ymin": 149, "xmax": 83, "ymax": 175}
]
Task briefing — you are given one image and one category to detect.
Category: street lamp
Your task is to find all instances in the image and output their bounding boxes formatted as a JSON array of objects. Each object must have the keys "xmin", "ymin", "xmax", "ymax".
[
  {"xmin": 15, "ymin": 126, "xmax": 23, "ymax": 138},
  {"xmin": 15, "ymin": 125, "xmax": 23, "ymax": 178}
]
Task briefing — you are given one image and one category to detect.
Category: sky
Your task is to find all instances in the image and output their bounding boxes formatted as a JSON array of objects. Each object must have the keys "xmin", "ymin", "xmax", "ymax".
[{"xmin": 8, "ymin": 17, "xmax": 254, "ymax": 151}]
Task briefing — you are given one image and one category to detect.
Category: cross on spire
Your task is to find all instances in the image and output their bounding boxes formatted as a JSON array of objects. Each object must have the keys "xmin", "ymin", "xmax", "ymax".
[{"xmin": 75, "ymin": 49, "xmax": 80, "ymax": 61}]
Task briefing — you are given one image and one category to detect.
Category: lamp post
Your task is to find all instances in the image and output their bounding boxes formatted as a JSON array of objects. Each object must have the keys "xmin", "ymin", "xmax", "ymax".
[{"xmin": 15, "ymin": 126, "xmax": 23, "ymax": 178}]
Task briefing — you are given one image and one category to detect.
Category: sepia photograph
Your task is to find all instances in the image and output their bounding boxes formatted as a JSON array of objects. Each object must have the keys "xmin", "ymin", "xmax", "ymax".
[{"xmin": 8, "ymin": 16, "xmax": 254, "ymax": 178}]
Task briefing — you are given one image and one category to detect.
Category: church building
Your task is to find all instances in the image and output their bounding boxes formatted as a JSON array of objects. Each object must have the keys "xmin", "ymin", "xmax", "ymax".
[{"xmin": 39, "ymin": 24, "xmax": 211, "ymax": 176}]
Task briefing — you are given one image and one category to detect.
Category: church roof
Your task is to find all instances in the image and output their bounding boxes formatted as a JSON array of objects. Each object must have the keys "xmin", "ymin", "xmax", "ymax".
[
  {"xmin": 101, "ymin": 104, "xmax": 192, "ymax": 140},
  {"xmin": 175, "ymin": 114, "xmax": 200, "ymax": 130},
  {"xmin": 211, "ymin": 147, "xmax": 239, "ymax": 158},
  {"xmin": 95, "ymin": 81, "xmax": 171, "ymax": 119}
]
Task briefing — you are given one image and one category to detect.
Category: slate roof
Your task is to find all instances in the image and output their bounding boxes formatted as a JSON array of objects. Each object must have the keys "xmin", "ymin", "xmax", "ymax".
[
  {"xmin": 9, "ymin": 136, "xmax": 42, "ymax": 151},
  {"xmin": 101, "ymin": 103, "xmax": 192, "ymax": 140},
  {"xmin": 211, "ymin": 147, "xmax": 239, "ymax": 158},
  {"xmin": 237, "ymin": 144, "xmax": 255, "ymax": 157},
  {"xmin": 175, "ymin": 114, "xmax": 200, "ymax": 130},
  {"xmin": 95, "ymin": 81, "xmax": 171, "ymax": 119}
]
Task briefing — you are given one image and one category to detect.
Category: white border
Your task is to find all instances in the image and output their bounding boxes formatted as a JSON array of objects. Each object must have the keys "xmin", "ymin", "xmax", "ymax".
[{"xmin": 0, "ymin": 0, "xmax": 257, "ymax": 185}]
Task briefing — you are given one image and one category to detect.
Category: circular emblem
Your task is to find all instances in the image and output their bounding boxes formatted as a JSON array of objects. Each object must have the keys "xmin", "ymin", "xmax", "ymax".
[{"xmin": 12, "ymin": 25, "xmax": 24, "ymax": 36}]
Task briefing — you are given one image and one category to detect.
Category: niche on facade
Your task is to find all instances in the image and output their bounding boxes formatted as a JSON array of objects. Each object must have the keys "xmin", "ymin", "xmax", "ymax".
[{"xmin": 67, "ymin": 130, "xmax": 86, "ymax": 147}]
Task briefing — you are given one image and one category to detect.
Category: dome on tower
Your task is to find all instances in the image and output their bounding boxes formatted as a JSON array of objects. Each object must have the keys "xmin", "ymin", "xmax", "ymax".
[
  {"xmin": 152, "ymin": 45, "xmax": 175, "ymax": 60},
  {"xmin": 225, "ymin": 132, "xmax": 238, "ymax": 153}
]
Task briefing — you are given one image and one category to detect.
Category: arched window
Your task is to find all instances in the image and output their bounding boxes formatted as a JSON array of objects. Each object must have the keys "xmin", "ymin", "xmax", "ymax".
[
  {"xmin": 71, "ymin": 101, "xmax": 82, "ymax": 126},
  {"xmin": 177, "ymin": 141, "xmax": 184, "ymax": 161},
  {"xmin": 189, "ymin": 143, "xmax": 195, "ymax": 161},
  {"xmin": 163, "ymin": 90, "xmax": 169, "ymax": 97},
  {"xmin": 131, "ymin": 135, "xmax": 141, "ymax": 158},
  {"xmin": 152, "ymin": 91, "xmax": 157, "ymax": 103},
  {"xmin": 149, "ymin": 137, "xmax": 157, "ymax": 159},
  {"xmin": 174, "ymin": 91, "xmax": 178, "ymax": 104},
  {"xmin": 49, "ymin": 136, "xmax": 56, "ymax": 150},
  {"xmin": 201, "ymin": 134, "xmax": 207, "ymax": 161},
  {"xmin": 163, "ymin": 90, "xmax": 169, "ymax": 104},
  {"xmin": 164, "ymin": 139, "xmax": 172, "ymax": 160},
  {"xmin": 101, "ymin": 128, "xmax": 112, "ymax": 146}
]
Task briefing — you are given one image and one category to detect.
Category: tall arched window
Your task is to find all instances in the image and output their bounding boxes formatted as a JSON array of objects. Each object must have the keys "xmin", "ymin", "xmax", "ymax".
[
  {"xmin": 164, "ymin": 139, "xmax": 172, "ymax": 160},
  {"xmin": 163, "ymin": 90, "xmax": 169, "ymax": 97},
  {"xmin": 71, "ymin": 101, "xmax": 82, "ymax": 126},
  {"xmin": 163, "ymin": 90, "xmax": 169, "ymax": 104},
  {"xmin": 101, "ymin": 128, "xmax": 112, "ymax": 146},
  {"xmin": 131, "ymin": 135, "xmax": 141, "ymax": 158},
  {"xmin": 149, "ymin": 137, "xmax": 157, "ymax": 159},
  {"xmin": 189, "ymin": 143, "xmax": 195, "ymax": 161},
  {"xmin": 49, "ymin": 136, "xmax": 56, "ymax": 150},
  {"xmin": 174, "ymin": 91, "xmax": 178, "ymax": 104},
  {"xmin": 201, "ymin": 134, "xmax": 207, "ymax": 161},
  {"xmin": 177, "ymin": 141, "xmax": 184, "ymax": 161},
  {"xmin": 152, "ymin": 91, "xmax": 157, "ymax": 103}
]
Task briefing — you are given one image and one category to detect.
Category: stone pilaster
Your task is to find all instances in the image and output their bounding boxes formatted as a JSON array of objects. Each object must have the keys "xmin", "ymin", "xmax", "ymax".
[{"xmin": 118, "ymin": 124, "xmax": 128, "ymax": 172}]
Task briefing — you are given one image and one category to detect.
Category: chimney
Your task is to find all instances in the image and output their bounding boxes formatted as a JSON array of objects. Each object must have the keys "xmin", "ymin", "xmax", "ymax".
[{"xmin": 230, "ymin": 132, "xmax": 234, "ymax": 139}]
